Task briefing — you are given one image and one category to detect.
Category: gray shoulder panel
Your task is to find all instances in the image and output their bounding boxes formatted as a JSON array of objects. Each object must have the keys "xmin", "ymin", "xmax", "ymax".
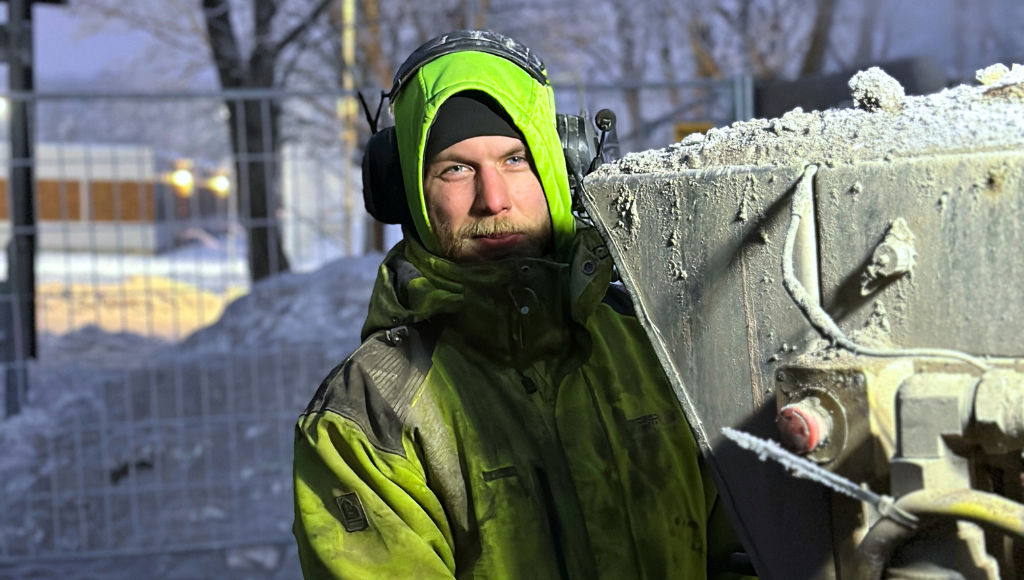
[{"xmin": 302, "ymin": 324, "xmax": 438, "ymax": 457}]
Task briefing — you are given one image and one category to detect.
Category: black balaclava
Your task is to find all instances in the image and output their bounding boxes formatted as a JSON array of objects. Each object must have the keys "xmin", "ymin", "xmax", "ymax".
[{"xmin": 424, "ymin": 91, "xmax": 525, "ymax": 162}]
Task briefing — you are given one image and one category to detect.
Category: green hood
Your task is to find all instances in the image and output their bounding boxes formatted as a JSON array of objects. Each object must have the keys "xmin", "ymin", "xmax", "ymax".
[{"xmin": 393, "ymin": 51, "xmax": 576, "ymax": 259}]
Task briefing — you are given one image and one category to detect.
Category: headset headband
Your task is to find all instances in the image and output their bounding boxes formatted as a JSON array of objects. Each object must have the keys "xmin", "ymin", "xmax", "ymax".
[{"xmin": 386, "ymin": 30, "xmax": 548, "ymax": 101}]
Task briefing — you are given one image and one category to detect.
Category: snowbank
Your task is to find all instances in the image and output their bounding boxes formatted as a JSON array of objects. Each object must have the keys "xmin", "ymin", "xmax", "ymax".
[{"xmin": 1, "ymin": 252, "xmax": 383, "ymax": 577}]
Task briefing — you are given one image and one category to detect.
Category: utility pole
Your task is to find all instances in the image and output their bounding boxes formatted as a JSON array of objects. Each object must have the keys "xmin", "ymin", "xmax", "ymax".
[
  {"xmin": 0, "ymin": 0, "xmax": 62, "ymax": 416},
  {"xmin": 362, "ymin": 0, "xmax": 386, "ymax": 253},
  {"xmin": 340, "ymin": 0, "xmax": 357, "ymax": 254}
]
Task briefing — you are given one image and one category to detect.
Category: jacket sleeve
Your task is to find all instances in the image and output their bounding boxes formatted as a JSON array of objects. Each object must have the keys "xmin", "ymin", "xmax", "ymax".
[{"xmin": 293, "ymin": 411, "xmax": 456, "ymax": 579}]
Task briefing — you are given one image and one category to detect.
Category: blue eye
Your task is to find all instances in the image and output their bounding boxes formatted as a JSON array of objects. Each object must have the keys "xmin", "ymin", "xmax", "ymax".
[{"xmin": 442, "ymin": 164, "xmax": 468, "ymax": 174}]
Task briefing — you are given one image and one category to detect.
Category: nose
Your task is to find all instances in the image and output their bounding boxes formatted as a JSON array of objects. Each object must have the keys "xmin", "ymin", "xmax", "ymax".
[{"xmin": 472, "ymin": 165, "xmax": 512, "ymax": 216}]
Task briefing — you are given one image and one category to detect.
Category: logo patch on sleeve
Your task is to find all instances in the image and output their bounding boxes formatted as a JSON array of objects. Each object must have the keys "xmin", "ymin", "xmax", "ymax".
[{"xmin": 336, "ymin": 492, "xmax": 369, "ymax": 532}]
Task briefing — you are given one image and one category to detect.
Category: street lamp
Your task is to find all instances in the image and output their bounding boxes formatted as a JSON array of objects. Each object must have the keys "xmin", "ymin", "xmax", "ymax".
[
  {"xmin": 171, "ymin": 168, "xmax": 194, "ymax": 189},
  {"xmin": 209, "ymin": 174, "xmax": 231, "ymax": 198},
  {"xmin": 169, "ymin": 161, "xmax": 195, "ymax": 197}
]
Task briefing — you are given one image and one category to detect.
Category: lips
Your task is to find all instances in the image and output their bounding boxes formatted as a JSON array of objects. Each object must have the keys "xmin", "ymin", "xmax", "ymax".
[
  {"xmin": 475, "ymin": 233, "xmax": 519, "ymax": 240},
  {"xmin": 472, "ymin": 232, "xmax": 526, "ymax": 252}
]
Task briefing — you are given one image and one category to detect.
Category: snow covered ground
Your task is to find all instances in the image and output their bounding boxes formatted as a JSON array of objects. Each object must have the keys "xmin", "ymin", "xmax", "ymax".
[{"xmin": 0, "ymin": 251, "xmax": 383, "ymax": 579}]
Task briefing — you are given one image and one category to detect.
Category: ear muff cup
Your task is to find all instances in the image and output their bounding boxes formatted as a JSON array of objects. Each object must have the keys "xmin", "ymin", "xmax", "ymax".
[
  {"xmin": 557, "ymin": 113, "xmax": 598, "ymax": 196},
  {"xmin": 362, "ymin": 126, "xmax": 412, "ymax": 225}
]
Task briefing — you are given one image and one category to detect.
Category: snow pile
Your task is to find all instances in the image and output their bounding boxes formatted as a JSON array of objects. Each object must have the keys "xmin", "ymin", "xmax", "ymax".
[
  {"xmin": 38, "ymin": 326, "xmax": 170, "ymax": 368},
  {"xmin": 1, "ymin": 408, "xmax": 56, "ymax": 496},
  {"xmin": 849, "ymin": 67, "xmax": 905, "ymax": 113},
  {"xmin": 37, "ymin": 276, "xmax": 244, "ymax": 340},
  {"xmin": 1, "ymin": 252, "xmax": 383, "ymax": 572},
  {"xmin": 0, "ymin": 540, "xmax": 301, "ymax": 579},
  {"xmin": 597, "ymin": 63, "xmax": 1024, "ymax": 176},
  {"xmin": 0, "ymin": 359, "xmax": 123, "ymax": 551},
  {"xmin": 172, "ymin": 253, "xmax": 382, "ymax": 364}
]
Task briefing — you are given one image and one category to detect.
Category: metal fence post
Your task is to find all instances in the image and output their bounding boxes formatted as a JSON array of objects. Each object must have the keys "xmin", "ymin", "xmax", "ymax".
[
  {"xmin": 733, "ymin": 74, "xmax": 756, "ymax": 123},
  {"xmin": 4, "ymin": 0, "xmax": 39, "ymax": 416}
]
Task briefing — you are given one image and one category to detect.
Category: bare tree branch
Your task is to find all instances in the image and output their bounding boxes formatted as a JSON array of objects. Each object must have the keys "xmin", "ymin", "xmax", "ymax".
[
  {"xmin": 801, "ymin": 0, "xmax": 840, "ymax": 75},
  {"xmin": 75, "ymin": 2, "xmax": 209, "ymax": 55},
  {"xmin": 279, "ymin": 14, "xmax": 333, "ymax": 86},
  {"xmin": 271, "ymin": 0, "xmax": 334, "ymax": 58},
  {"xmin": 851, "ymin": 0, "xmax": 881, "ymax": 65}
]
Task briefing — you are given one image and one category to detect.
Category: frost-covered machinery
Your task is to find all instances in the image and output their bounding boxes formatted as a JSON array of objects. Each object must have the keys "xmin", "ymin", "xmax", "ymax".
[{"xmin": 580, "ymin": 65, "xmax": 1024, "ymax": 580}]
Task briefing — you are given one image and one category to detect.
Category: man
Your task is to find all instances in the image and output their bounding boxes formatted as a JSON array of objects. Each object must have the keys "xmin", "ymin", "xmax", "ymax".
[{"xmin": 293, "ymin": 30, "xmax": 753, "ymax": 580}]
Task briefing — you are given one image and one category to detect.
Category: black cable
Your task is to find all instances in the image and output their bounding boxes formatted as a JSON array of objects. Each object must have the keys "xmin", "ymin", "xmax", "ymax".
[{"xmin": 356, "ymin": 90, "xmax": 386, "ymax": 134}]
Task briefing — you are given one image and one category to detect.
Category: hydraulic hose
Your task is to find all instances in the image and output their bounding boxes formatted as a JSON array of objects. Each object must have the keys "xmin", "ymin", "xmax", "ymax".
[
  {"xmin": 894, "ymin": 488, "xmax": 1024, "ymax": 537},
  {"xmin": 781, "ymin": 165, "xmax": 991, "ymax": 371},
  {"xmin": 852, "ymin": 488, "xmax": 1024, "ymax": 580}
]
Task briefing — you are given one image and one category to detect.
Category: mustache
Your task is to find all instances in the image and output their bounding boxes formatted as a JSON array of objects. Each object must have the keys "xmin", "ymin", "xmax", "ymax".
[{"xmin": 458, "ymin": 217, "xmax": 522, "ymax": 238}]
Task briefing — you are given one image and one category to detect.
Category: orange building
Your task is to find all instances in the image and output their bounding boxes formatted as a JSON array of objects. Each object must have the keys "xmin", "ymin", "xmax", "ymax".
[{"xmin": 0, "ymin": 143, "xmax": 231, "ymax": 253}]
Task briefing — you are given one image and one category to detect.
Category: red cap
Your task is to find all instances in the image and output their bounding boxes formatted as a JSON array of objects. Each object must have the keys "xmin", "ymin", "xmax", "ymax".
[{"xmin": 777, "ymin": 399, "xmax": 831, "ymax": 454}]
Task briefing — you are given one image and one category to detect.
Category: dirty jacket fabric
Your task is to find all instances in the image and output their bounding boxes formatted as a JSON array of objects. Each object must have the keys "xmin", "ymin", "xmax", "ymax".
[{"xmin": 293, "ymin": 229, "xmax": 749, "ymax": 580}]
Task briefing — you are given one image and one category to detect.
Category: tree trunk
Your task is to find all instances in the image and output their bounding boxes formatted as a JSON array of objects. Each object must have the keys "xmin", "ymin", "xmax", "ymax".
[
  {"xmin": 614, "ymin": 0, "xmax": 645, "ymax": 151},
  {"xmin": 954, "ymin": 0, "xmax": 968, "ymax": 78},
  {"xmin": 203, "ymin": 0, "xmax": 291, "ymax": 282},
  {"xmin": 658, "ymin": 1, "xmax": 681, "ymax": 107},
  {"xmin": 361, "ymin": 0, "xmax": 388, "ymax": 253},
  {"xmin": 474, "ymin": 0, "xmax": 490, "ymax": 29},
  {"xmin": 360, "ymin": 0, "xmax": 392, "ymax": 86},
  {"xmin": 226, "ymin": 97, "xmax": 290, "ymax": 281},
  {"xmin": 686, "ymin": 15, "xmax": 722, "ymax": 122},
  {"xmin": 852, "ymin": 0, "xmax": 882, "ymax": 67},
  {"xmin": 800, "ymin": 0, "xmax": 839, "ymax": 76}
]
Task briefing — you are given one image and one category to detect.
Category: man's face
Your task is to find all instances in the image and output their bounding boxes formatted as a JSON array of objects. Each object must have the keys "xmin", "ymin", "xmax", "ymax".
[{"xmin": 423, "ymin": 135, "xmax": 553, "ymax": 263}]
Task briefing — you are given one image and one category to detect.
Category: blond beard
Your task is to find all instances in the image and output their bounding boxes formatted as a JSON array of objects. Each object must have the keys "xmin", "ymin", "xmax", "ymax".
[{"xmin": 432, "ymin": 215, "xmax": 551, "ymax": 262}]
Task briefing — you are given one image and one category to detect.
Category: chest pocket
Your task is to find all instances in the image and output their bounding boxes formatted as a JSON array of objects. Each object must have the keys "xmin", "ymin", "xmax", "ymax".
[
  {"xmin": 471, "ymin": 456, "xmax": 535, "ymax": 528},
  {"xmin": 627, "ymin": 412, "xmax": 673, "ymax": 447},
  {"xmin": 624, "ymin": 410, "xmax": 688, "ymax": 492}
]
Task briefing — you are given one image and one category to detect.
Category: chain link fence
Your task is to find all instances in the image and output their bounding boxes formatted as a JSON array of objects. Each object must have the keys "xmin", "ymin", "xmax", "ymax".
[{"xmin": 0, "ymin": 78, "xmax": 750, "ymax": 565}]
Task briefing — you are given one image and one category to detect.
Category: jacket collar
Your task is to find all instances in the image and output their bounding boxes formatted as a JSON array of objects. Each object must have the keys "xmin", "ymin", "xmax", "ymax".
[{"xmin": 362, "ymin": 228, "xmax": 615, "ymax": 367}]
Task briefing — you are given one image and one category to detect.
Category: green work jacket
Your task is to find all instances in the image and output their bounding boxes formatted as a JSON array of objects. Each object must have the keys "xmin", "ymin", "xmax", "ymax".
[{"xmin": 293, "ymin": 229, "xmax": 751, "ymax": 579}]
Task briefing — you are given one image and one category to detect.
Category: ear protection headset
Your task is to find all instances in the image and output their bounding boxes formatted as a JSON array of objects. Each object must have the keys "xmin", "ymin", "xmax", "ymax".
[{"xmin": 361, "ymin": 30, "xmax": 614, "ymax": 226}]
